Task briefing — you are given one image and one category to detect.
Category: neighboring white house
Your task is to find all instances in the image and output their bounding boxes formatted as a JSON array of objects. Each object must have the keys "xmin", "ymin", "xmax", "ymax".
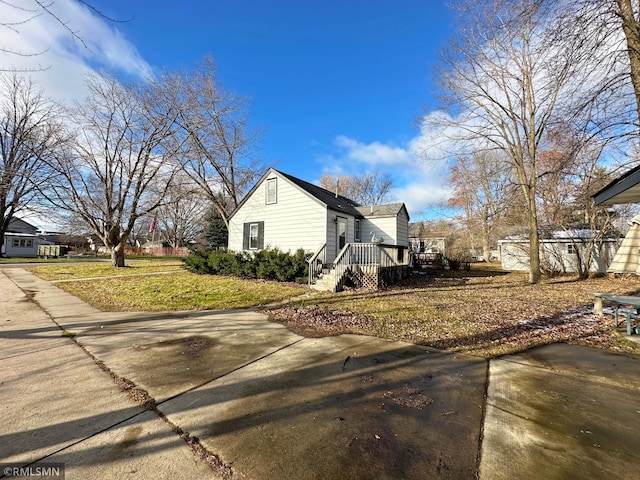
[
  {"xmin": 408, "ymin": 222, "xmax": 449, "ymax": 255},
  {"xmin": 499, "ymin": 230, "xmax": 619, "ymax": 274},
  {"xmin": 1, "ymin": 218, "xmax": 53, "ymax": 257},
  {"xmin": 228, "ymin": 168, "xmax": 410, "ymax": 263}
]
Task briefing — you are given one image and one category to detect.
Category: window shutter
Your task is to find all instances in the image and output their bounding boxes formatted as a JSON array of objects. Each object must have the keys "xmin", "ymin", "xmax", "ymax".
[
  {"xmin": 258, "ymin": 222, "xmax": 264, "ymax": 249},
  {"xmin": 243, "ymin": 223, "xmax": 249, "ymax": 250}
]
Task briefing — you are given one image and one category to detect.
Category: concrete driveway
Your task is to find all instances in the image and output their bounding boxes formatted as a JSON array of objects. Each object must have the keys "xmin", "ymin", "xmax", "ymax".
[{"xmin": 1, "ymin": 267, "xmax": 639, "ymax": 479}]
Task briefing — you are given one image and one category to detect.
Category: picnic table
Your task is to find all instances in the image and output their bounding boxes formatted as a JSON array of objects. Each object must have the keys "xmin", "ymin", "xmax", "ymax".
[{"xmin": 592, "ymin": 293, "xmax": 640, "ymax": 335}]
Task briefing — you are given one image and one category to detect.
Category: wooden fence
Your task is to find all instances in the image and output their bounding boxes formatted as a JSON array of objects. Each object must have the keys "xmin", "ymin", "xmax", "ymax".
[{"xmin": 124, "ymin": 246, "xmax": 189, "ymax": 257}]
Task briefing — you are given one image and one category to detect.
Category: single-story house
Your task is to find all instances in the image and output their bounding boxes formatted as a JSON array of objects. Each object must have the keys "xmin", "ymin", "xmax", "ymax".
[
  {"xmin": 498, "ymin": 230, "xmax": 619, "ymax": 274},
  {"xmin": 228, "ymin": 168, "xmax": 411, "ymax": 290},
  {"xmin": 408, "ymin": 222, "xmax": 449, "ymax": 255},
  {"xmin": 1, "ymin": 218, "xmax": 53, "ymax": 257}
]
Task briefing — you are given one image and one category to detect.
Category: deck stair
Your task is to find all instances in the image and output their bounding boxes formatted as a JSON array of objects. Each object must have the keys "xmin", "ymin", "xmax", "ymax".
[
  {"xmin": 310, "ymin": 267, "xmax": 337, "ymax": 292},
  {"xmin": 308, "ymin": 242, "xmax": 410, "ymax": 293}
]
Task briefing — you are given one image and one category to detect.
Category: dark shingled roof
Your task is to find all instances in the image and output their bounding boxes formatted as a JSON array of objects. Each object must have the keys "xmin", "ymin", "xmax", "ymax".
[
  {"xmin": 355, "ymin": 203, "xmax": 406, "ymax": 217},
  {"xmin": 593, "ymin": 163, "xmax": 640, "ymax": 206},
  {"xmin": 276, "ymin": 170, "xmax": 364, "ymax": 217}
]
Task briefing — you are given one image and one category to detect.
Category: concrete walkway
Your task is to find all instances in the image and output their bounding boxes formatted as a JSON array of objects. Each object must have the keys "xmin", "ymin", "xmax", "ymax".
[{"xmin": 1, "ymin": 267, "xmax": 639, "ymax": 479}]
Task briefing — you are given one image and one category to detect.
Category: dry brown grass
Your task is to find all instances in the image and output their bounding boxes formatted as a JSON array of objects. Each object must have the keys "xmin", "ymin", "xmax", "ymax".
[{"xmin": 268, "ymin": 266, "xmax": 640, "ymax": 358}]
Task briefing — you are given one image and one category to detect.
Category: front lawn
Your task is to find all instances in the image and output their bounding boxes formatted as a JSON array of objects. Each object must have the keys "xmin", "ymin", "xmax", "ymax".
[
  {"xmin": 27, "ymin": 262, "xmax": 307, "ymax": 310},
  {"xmin": 29, "ymin": 260, "xmax": 185, "ymax": 280}
]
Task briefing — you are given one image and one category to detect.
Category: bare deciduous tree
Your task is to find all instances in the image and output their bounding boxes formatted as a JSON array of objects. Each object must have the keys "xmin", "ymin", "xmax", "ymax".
[
  {"xmin": 448, "ymin": 151, "xmax": 516, "ymax": 261},
  {"xmin": 427, "ymin": 0, "xmax": 606, "ymax": 283},
  {"xmin": 44, "ymin": 73, "xmax": 182, "ymax": 266},
  {"xmin": 318, "ymin": 170, "xmax": 394, "ymax": 205},
  {"xmin": 162, "ymin": 57, "xmax": 264, "ymax": 228},
  {"xmin": 150, "ymin": 173, "xmax": 209, "ymax": 248},
  {"xmin": 0, "ymin": 73, "xmax": 65, "ymax": 256}
]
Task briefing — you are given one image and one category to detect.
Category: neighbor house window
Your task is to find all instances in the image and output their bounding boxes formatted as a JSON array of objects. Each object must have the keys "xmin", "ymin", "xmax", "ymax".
[
  {"xmin": 354, "ymin": 219, "xmax": 361, "ymax": 242},
  {"xmin": 567, "ymin": 244, "xmax": 575, "ymax": 254},
  {"xmin": 266, "ymin": 178, "xmax": 277, "ymax": 204},
  {"xmin": 11, "ymin": 239, "xmax": 32, "ymax": 248}
]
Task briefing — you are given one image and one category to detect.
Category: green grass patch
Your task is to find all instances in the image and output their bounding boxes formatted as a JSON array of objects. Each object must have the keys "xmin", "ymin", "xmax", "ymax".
[
  {"xmin": 52, "ymin": 272, "xmax": 306, "ymax": 311},
  {"xmin": 28, "ymin": 260, "xmax": 185, "ymax": 281},
  {"xmin": 0, "ymin": 257, "xmax": 106, "ymax": 264},
  {"xmin": 61, "ymin": 330, "xmax": 76, "ymax": 338}
]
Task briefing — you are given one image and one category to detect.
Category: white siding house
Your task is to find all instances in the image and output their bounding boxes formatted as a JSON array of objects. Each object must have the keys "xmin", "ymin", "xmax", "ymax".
[
  {"xmin": 499, "ymin": 235, "xmax": 619, "ymax": 274},
  {"xmin": 228, "ymin": 169, "xmax": 410, "ymax": 263},
  {"xmin": 1, "ymin": 218, "xmax": 52, "ymax": 257}
]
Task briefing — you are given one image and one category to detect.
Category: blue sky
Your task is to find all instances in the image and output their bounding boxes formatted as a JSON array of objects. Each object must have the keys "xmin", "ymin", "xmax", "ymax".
[{"xmin": 1, "ymin": 0, "xmax": 457, "ymax": 222}]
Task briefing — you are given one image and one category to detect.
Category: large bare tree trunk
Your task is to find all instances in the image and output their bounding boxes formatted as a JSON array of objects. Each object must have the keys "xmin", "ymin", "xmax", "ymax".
[
  {"xmin": 110, "ymin": 245, "xmax": 125, "ymax": 267},
  {"xmin": 527, "ymin": 194, "xmax": 542, "ymax": 284},
  {"xmin": 481, "ymin": 218, "xmax": 491, "ymax": 262},
  {"xmin": 616, "ymin": 0, "xmax": 640, "ymax": 124}
]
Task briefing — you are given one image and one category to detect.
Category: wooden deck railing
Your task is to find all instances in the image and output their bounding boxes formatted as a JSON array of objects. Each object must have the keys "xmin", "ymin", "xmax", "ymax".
[
  {"xmin": 333, "ymin": 243, "xmax": 409, "ymax": 291},
  {"xmin": 307, "ymin": 243, "xmax": 327, "ymax": 285}
]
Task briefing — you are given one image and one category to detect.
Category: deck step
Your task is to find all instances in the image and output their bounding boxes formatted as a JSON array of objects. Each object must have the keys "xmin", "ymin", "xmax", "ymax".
[{"xmin": 311, "ymin": 270, "xmax": 336, "ymax": 292}]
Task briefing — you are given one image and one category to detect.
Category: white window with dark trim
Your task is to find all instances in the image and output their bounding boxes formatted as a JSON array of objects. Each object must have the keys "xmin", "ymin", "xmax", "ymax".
[
  {"xmin": 355, "ymin": 219, "xmax": 361, "ymax": 242},
  {"xmin": 13, "ymin": 238, "xmax": 32, "ymax": 248},
  {"xmin": 266, "ymin": 178, "xmax": 277, "ymax": 204},
  {"xmin": 243, "ymin": 221, "xmax": 264, "ymax": 250},
  {"xmin": 249, "ymin": 224, "xmax": 259, "ymax": 249}
]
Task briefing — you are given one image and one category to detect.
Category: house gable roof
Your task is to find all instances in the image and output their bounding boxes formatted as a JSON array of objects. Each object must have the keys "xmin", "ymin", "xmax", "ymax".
[
  {"xmin": 275, "ymin": 170, "xmax": 364, "ymax": 217},
  {"xmin": 593, "ymin": 164, "xmax": 640, "ymax": 205},
  {"xmin": 7, "ymin": 218, "xmax": 39, "ymax": 234},
  {"xmin": 230, "ymin": 168, "xmax": 410, "ymax": 221},
  {"xmin": 409, "ymin": 224, "xmax": 450, "ymax": 238},
  {"xmin": 355, "ymin": 203, "xmax": 409, "ymax": 220}
]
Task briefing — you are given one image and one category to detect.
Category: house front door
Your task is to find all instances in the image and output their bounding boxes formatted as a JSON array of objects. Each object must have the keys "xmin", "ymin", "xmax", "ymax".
[{"xmin": 336, "ymin": 217, "xmax": 347, "ymax": 253}]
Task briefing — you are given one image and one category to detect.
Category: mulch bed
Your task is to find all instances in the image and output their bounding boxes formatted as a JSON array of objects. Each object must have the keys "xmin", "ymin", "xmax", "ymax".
[{"xmin": 267, "ymin": 303, "xmax": 637, "ymax": 358}]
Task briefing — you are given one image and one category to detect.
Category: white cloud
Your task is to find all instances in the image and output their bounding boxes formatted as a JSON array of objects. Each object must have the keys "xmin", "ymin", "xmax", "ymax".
[
  {"xmin": 392, "ymin": 181, "xmax": 453, "ymax": 220},
  {"xmin": 335, "ymin": 135, "xmax": 415, "ymax": 166},
  {"xmin": 0, "ymin": 0, "xmax": 152, "ymax": 103},
  {"xmin": 318, "ymin": 129, "xmax": 455, "ymax": 219}
]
